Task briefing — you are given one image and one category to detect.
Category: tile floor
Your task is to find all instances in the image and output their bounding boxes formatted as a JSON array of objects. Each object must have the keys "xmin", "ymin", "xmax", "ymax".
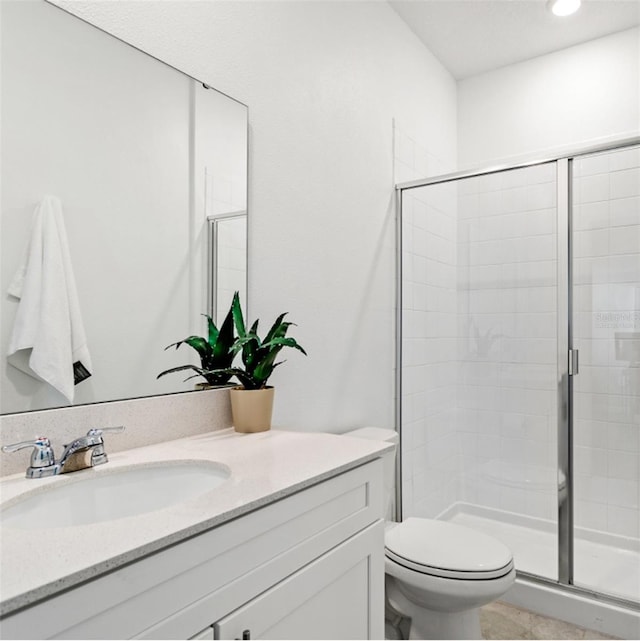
[
  {"xmin": 385, "ymin": 600, "xmax": 620, "ymax": 640},
  {"xmin": 480, "ymin": 601, "xmax": 619, "ymax": 640}
]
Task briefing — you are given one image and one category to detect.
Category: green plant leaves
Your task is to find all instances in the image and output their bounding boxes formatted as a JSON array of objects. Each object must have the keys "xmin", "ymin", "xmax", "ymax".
[
  {"xmin": 212, "ymin": 306, "xmax": 235, "ymax": 362},
  {"xmin": 159, "ymin": 291, "xmax": 307, "ymax": 390},
  {"xmin": 223, "ymin": 296, "xmax": 306, "ymax": 389},
  {"xmin": 156, "ymin": 364, "xmax": 229, "ymax": 386},
  {"xmin": 157, "ymin": 301, "xmax": 238, "ymax": 386},
  {"xmin": 231, "ymin": 291, "xmax": 246, "ymax": 337}
]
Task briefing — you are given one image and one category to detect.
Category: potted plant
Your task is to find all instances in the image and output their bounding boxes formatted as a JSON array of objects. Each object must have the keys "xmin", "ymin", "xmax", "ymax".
[
  {"xmin": 208, "ymin": 292, "xmax": 306, "ymax": 432},
  {"xmin": 157, "ymin": 302, "xmax": 236, "ymax": 388}
]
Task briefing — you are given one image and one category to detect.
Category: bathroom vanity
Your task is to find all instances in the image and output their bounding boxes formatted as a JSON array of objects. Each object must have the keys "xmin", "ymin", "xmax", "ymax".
[{"xmin": 0, "ymin": 429, "xmax": 390, "ymax": 639}]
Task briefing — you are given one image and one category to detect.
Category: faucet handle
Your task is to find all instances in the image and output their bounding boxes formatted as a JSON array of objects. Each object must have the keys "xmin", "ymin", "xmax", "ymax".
[
  {"xmin": 86, "ymin": 426, "xmax": 125, "ymax": 439},
  {"xmin": 85, "ymin": 426, "xmax": 125, "ymax": 466},
  {"xmin": 2, "ymin": 437, "xmax": 57, "ymax": 478}
]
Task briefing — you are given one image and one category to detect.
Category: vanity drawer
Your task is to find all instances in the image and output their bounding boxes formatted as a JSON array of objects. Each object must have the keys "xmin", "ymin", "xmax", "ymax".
[{"xmin": 1, "ymin": 459, "xmax": 383, "ymax": 640}]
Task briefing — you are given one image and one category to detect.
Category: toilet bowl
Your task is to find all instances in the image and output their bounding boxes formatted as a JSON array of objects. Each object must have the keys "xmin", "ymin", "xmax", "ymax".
[{"xmin": 344, "ymin": 427, "xmax": 515, "ymax": 640}]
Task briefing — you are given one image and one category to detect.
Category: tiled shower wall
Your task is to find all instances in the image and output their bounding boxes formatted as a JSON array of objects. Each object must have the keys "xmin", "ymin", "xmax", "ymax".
[
  {"xmin": 214, "ymin": 216, "xmax": 247, "ymax": 326},
  {"xmin": 572, "ymin": 146, "xmax": 640, "ymax": 539},
  {"xmin": 456, "ymin": 164, "xmax": 559, "ymax": 522},
  {"xmin": 401, "ymin": 183, "xmax": 458, "ymax": 518}
]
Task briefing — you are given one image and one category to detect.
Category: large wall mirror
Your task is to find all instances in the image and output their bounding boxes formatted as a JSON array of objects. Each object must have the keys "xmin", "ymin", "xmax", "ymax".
[{"xmin": 1, "ymin": 0, "xmax": 248, "ymax": 414}]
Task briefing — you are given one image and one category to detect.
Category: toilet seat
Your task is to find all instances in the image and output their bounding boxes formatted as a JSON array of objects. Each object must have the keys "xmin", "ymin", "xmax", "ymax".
[{"xmin": 385, "ymin": 518, "xmax": 514, "ymax": 581}]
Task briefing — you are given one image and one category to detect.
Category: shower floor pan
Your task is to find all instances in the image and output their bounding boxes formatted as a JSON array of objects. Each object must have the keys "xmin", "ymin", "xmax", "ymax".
[
  {"xmin": 440, "ymin": 505, "xmax": 640, "ymax": 638},
  {"xmin": 445, "ymin": 506, "xmax": 639, "ymax": 603}
]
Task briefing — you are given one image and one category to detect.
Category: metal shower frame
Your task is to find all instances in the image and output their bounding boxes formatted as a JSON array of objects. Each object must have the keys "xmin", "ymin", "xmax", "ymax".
[{"xmin": 394, "ymin": 135, "xmax": 640, "ymax": 611}]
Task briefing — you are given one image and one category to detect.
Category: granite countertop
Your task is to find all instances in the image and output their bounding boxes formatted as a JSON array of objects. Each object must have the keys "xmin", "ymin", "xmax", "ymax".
[{"xmin": 0, "ymin": 428, "xmax": 392, "ymax": 617}]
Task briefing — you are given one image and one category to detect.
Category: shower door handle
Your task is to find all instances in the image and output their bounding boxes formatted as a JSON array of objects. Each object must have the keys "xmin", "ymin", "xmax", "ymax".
[{"xmin": 568, "ymin": 349, "xmax": 579, "ymax": 376}]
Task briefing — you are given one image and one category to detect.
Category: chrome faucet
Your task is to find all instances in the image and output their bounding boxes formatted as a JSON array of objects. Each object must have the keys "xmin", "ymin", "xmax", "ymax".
[{"xmin": 2, "ymin": 426, "xmax": 125, "ymax": 479}]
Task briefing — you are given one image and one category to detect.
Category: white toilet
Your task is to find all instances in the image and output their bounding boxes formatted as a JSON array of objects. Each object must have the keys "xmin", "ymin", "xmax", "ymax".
[{"xmin": 345, "ymin": 427, "xmax": 515, "ymax": 640}]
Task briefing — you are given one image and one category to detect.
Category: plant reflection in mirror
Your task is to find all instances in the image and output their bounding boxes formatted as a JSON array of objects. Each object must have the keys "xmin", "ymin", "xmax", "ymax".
[{"xmin": 157, "ymin": 303, "xmax": 236, "ymax": 387}]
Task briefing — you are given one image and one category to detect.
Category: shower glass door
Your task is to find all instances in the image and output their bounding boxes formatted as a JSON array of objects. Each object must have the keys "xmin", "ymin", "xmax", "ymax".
[
  {"xmin": 571, "ymin": 145, "xmax": 640, "ymax": 602},
  {"xmin": 399, "ymin": 162, "xmax": 560, "ymax": 582},
  {"xmin": 456, "ymin": 163, "xmax": 560, "ymax": 581}
]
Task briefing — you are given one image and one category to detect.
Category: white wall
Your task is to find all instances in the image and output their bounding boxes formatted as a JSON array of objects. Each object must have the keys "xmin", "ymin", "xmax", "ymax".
[
  {"xmin": 51, "ymin": 0, "xmax": 457, "ymax": 431},
  {"xmin": 458, "ymin": 27, "xmax": 640, "ymax": 168}
]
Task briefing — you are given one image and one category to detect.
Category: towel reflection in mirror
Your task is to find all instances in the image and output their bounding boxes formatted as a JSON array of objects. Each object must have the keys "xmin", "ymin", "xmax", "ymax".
[{"xmin": 7, "ymin": 195, "xmax": 92, "ymax": 403}]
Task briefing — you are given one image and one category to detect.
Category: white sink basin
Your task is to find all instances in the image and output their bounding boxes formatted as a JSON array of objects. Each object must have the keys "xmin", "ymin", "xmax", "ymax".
[{"xmin": 1, "ymin": 461, "xmax": 230, "ymax": 529}]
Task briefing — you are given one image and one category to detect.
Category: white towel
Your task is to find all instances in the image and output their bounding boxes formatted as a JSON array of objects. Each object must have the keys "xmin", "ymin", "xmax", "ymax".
[{"xmin": 7, "ymin": 196, "xmax": 92, "ymax": 403}]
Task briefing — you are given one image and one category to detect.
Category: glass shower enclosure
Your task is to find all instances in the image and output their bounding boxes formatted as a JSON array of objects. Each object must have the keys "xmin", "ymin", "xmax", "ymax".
[{"xmin": 395, "ymin": 140, "xmax": 639, "ymax": 605}]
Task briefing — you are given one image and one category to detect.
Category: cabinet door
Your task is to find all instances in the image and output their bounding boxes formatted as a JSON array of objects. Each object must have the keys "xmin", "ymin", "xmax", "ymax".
[{"xmin": 213, "ymin": 522, "xmax": 384, "ymax": 640}]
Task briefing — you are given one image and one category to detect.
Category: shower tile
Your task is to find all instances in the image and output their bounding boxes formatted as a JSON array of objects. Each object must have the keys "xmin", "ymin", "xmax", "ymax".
[
  {"xmin": 501, "ymin": 186, "xmax": 528, "ymax": 214},
  {"xmin": 608, "ymin": 254, "xmax": 640, "ymax": 283},
  {"xmin": 478, "ymin": 190, "xmax": 502, "ymax": 216},
  {"xmin": 609, "ymin": 195, "xmax": 640, "ymax": 226},
  {"xmin": 502, "ymin": 167, "xmax": 530, "ymax": 189},
  {"xmin": 575, "ymin": 173, "xmax": 610, "ymax": 204},
  {"xmin": 526, "ymin": 183, "xmax": 556, "ymax": 210},
  {"xmin": 610, "ymin": 167, "xmax": 640, "ymax": 199},
  {"xmin": 607, "ymin": 478, "xmax": 639, "ymax": 509},
  {"xmin": 575, "ymin": 228, "xmax": 610, "ymax": 257},
  {"xmin": 516, "ymin": 235, "xmax": 555, "ymax": 262},
  {"xmin": 573, "ymin": 256, "xmax": 599, "ymax": 284},
  {"xmin": 607, "ymin": 504, "xmax": 640, "ymax": 537},
  {"xmin": 609, "ymin": 366, "xmax": 640, "ymax": 396},
  {"xmin": 609, "ymin": 146, "xmax": 640, "ymax": 172},
  {"xmin": 574, "ymin": 419, "xmax": 609, "ymax": 449},
  {"xmin": 478, "ymin": 435, "xmax": 501, "ymax": 459},
  {"xmin": 524, "ymin": 439, "xmax": 548, "ymax": 467},
  {"xmin": 577, "ymin": 366, "xmax": 612, "ymax": 395},
  {"xmin": 575, "ymin": 473, "xmax": 608, "ymax": 504},
  {"xmin": 608, "ymin": 394, "xmax": 640, "ymax": 424},
  {"xmin": 609, "ymin": 225, "xmax": 640, "ymax": 255},
  {"xmin": 576, "ymin": 152, "xmax": 611, "ymax": 177},
  {"xmin": 607, "ymin": 450, "xmax": 639, "ymax": 481},
  {"xmin": 458, "ymin": 193, "xmax": 479, "ymax": 218},
  {"xmin": 608, "ymin": 423, "xmax": 640, "ymax": 452},
  {"xmin": 593, "ymin": 282, "xmax": 637, "ymax": 311},
  {"xmin": 574, "ymin": 200, "xmax": 609, "ymax": 231},
  {"xmin": 527, "ymin": 208, "xmax": 555, "ymax": 236},
  {"xmin": 574, "ymin": 284, "xmax": 594, "ymax": 311},
  {"xmin": 575, "ymin": 499, "xmax": 608, "ymax": 531},
  {"xmin": 515, "ymin": 313, "xmax": 556, "ymax": 339},
  {"xmin": 575, "ymin": 445, "xmax": 609, "ymax": 477},
  {"xmin": 525, "ymin": 162, "xmax": 556, "ymax": 185}
]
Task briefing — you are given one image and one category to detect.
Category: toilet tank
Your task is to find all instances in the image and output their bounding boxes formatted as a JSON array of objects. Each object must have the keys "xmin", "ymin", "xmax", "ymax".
[{"xmin": 343, "ymin": 427, "xmax": 398, "ymax": 521}]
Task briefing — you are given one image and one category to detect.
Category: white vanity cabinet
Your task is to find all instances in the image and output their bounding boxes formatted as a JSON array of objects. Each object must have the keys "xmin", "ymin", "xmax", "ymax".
[
  {"xmin": 211, "ymin": 525, "xmax": 379, "ymax": 640},
  {"xmin": 0, "ymin": 460, "xmax": 384, "ymax": 640}
]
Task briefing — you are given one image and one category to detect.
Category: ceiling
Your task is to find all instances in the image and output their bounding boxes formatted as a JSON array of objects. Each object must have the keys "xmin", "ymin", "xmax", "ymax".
[{"xmin": 388, "ymin": 0, "xmax": 640, "ymax": 79}]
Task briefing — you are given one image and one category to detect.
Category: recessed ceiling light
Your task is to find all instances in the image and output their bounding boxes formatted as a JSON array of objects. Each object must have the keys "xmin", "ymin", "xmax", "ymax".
[{"xmin": 547, "ymin": 0, "xmax": 582, "ymax": 17}]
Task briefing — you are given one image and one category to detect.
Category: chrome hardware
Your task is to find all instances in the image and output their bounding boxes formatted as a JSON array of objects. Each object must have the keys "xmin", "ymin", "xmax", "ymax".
[
  {"xmin": 2, "ymin": 437, "xmax": 57, "ymax": 479},
  {"xmin": 568, "ymin": 349, "xmax": 579, "ymax": 376},
  {"xmin": 2, "ymin": 426, "xmax": 125, "ymax": 479},
  {"xmin": 58, "ymin": 426, "xmax": 125, "ymax": 473}
]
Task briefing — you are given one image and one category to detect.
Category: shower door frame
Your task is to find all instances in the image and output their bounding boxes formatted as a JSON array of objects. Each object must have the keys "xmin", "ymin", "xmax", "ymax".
[{"xmin": 394, "ymin": 135, "xmax": 640, "ymax": 610}]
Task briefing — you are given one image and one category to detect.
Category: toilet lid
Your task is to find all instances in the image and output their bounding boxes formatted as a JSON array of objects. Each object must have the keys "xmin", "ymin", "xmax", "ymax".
[{"xmin": 385, "ymin": 518, "xmax": 514, "ymax": 580}]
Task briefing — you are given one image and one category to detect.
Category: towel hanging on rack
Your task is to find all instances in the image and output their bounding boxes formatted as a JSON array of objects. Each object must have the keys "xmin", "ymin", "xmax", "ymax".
[{"xmin": 7, "ymin": 195, "xmax": 92, "ymax": 403}]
